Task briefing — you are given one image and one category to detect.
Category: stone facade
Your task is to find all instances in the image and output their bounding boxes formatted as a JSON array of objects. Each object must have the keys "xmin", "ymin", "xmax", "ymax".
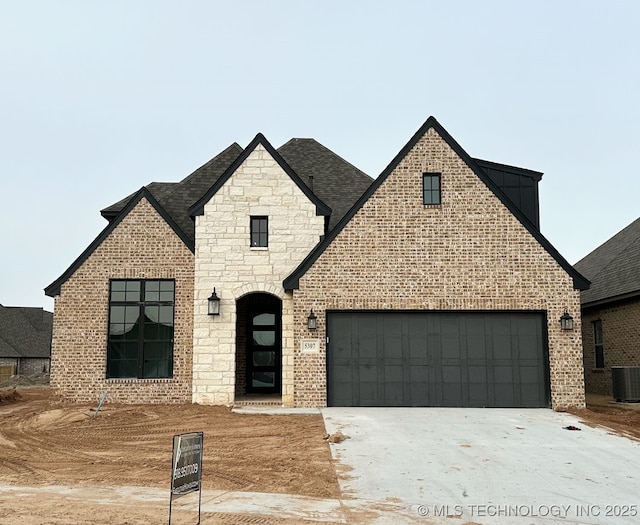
[
  {"xmin": 50, "ymin": 198, "xmax": 194, "ymax": 403},
  {"xmin": 291, "ymin": 127, "xmax": 585, "ymax": 409},
  {"xmin": 581, "ymin": 299, "xmax": 640, "ymax": 396},
  {"xmin": 192, "ymin": 144, "xmax": 325, "ymax": 406}
]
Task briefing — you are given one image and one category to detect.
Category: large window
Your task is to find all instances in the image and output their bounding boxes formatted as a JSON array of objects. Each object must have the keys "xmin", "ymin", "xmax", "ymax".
[
  {"xmin": 250, "ymin": 216, "xmax": 268, "ymax": 247},
  {"xmin": 593, "ymin": 320, "xmax": 604, "ymax": 369},
  {"xmin": 423, "ymin": 173, "xmax": 441, "ymax": 205},
  {"xmin": 107, "ymin": 279, "xmax": 175, "ymax": 379}
]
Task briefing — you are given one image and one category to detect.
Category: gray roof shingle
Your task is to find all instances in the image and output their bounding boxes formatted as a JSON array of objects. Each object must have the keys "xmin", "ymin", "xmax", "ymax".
[
  {"xmin": 278, "ymin": 138, "xmax": 373, "ymax": 229},
  {"xmin": 101, "ymin": 143, "xmax": 244, "ymax": 242},
  {"xmin": 574, "ymin": 216, "xmax": 640, "ymax": 307},
  {"xmin": 101, "ymin": 138, "xmax": 373, "ymax": 238},
  {"xmin": 0, "ymin": 306, "xmax": 52, "ymax": 359}
]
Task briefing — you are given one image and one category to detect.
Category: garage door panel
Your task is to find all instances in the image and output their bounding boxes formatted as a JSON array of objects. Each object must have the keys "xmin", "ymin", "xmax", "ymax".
[
  {"xmin": 468, "ymin": 384, "xmax": 489, "ymax": 405},
  {"xmin": 494, "ymin": 366, "xmax": 514, "ymax": 383},
  {"xmin": 467, "ymin": 335, "xmax": 486, "ymax": 358},
  {"xmin": 441, "ymin": 335, "xmax": 460, "ymax": 358},
  {"xmin": 494, "ymin": 384, "xmax": 516, "ymax": 407},
  {"xmin": 493, "ymin": 335, "xmax": 512, "ymax": 358},
  {"xmin": 359, "ymin": 364, "xmax": 377, "ymax": 382},
  {"xmin": 384, "ymin": 365, "xmax": 403, "ymax": 382},
  {"xmin": 468, "ymin": 365, "xmax": 487, "ymax": 383},
  {"xmin": 327, "ymin": 312, "xmax": 549, "ymax": 407},
  {"xmin": 358, "ymin": 337, "xmax": 377, "ymax": 358}
]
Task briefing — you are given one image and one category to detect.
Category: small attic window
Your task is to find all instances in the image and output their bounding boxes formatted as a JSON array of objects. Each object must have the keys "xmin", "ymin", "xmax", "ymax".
[
  {"xmin": 423, "ymin": 173, "xmax": 441, "ymax": 205},
  {"xmin": 250, "ymin": 216, "xmax": 268, "ymax": 248}
]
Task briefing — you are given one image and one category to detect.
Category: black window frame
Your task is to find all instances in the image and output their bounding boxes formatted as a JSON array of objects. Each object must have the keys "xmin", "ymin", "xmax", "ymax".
[
  {"xmin": 593, "ymin": 319, "xmax": 604, "ymax": 369},
  {"xmin": 250, "ymin": 216, "xmax": 268, "ymax": 248},
  {"xmin": 106, "ymin": 279, "xmax": 175, "ymax": 379},
  {"xmin": 423, "ymin": 173, "xmax": 441, "ymax": 205}
]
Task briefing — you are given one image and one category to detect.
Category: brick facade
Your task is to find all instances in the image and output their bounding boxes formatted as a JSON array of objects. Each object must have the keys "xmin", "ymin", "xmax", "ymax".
[
  {"xmin": 48, "ymin": 121, "xmax": 586, "ymax": 409},
  {"xmin": 291, "ymin": 127, "xmax": 585, "ymax": 409},
  {"xmin": 0, "ymin": 358, "xmax": 48, "ymax": 377},
  {"xmin": 581, "ymin": 299, "xmax": 640, "ymax": 395},
  {"xmin": 50, "ymin": 198, "xmax": 194, "ymax": 403}
]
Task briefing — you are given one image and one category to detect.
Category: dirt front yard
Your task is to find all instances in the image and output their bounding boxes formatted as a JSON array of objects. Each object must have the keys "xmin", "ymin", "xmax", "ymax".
[
  {"xmin": 0, "ymin": 387, "xmax": 340, "ymax": 524},
  {"xmin": 1, "ymin": 385, "xmax": 639, "ymax": 525}
]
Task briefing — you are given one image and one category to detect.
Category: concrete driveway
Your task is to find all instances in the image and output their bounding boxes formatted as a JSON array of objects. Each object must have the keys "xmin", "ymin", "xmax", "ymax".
[{"xmin": 322, "ymin": 408, "xmax": 640, "ymax": 524}]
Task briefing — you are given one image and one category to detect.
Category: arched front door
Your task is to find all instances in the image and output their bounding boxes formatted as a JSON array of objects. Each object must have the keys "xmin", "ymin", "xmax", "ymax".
[{"xmin": 237, "ymin": 293, "xmax": 282, "ymax": 395}]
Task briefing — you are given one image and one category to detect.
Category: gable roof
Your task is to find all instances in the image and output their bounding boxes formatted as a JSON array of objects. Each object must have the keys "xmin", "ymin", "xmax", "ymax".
[
  {"xmin": 0, "ymin": 306, "xmax": 52, "ymax": 359},
  {"xmin": 284, "ymin": 116, "xmax": 590, "ymax": 291},
  {"xmin": 48, "ymin": 136, "xmax": 372, "ymax": 299},
  {"xmin": 45, "ymin": 187, "xmax": 187, "ymax": 297},
  {"xmin": 188, "ymin": 134, "xmax": 332, "ymax": 218},
  {"xmin": 278, "ymin": 139, "xmax": 373, "ymax": 230},
  {"xmin": 574, "ymin": 216, "xmax": 640, "ymax": 307},
  {"xmin": 101, "ymin": 143, "xmax": 244, "ymax": 242}
]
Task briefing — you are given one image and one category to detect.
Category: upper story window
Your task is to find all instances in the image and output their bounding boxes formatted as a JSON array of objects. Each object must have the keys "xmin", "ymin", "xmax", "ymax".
[
  {"xmin": 593, "ymin": 319, "xmax": 604, "ymax": 369},
  {"xmin": 107, "ymin": 279, "xmax": 175, "ymax": 379},
  {"xmin": 250, "ymin": 216, "xmax": 268, "ymax": 248},
  {"xmin": 423, "ymin": 173, "xmax": 441, "ymax": 205}
]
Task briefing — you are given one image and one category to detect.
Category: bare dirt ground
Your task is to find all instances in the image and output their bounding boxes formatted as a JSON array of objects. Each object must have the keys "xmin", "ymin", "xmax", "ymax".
[
  {"xmin": 0, "ymin": 384, "xmax": 341, "ymax": 524},
  {"xmin": 1, "ymin": 380, "xmax": 639, "ymax": 525}
]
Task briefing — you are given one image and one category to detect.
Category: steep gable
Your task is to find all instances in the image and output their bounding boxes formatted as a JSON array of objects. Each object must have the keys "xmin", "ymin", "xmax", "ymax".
[
  {"xmin": 189, "ymin": 134, "xmax": 331, "ymax": 219},
  {"xmin": 45, "ymin": 188, "xmax": 190, "ymax": 297},
  {"xmin": 285, "ymin": 116, "xmax": 589, "ymax": 291},
  {"xmin": 101, "ymin": 143, "xmax": 243, "ymax": 242},
  {"xmin": 575, "ymin": 216, "xmax": 640, "ymax": 307}
]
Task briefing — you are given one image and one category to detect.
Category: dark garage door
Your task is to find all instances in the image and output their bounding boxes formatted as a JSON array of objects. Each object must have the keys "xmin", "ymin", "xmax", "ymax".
[{"xmin": 327, "ymin": 312, "xmax": 549, "ymax": 408}]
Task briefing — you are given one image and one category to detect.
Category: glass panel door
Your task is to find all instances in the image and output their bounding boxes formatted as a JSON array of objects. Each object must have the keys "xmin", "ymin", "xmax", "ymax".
[{"xmin": 248, "ymin": 305, "xmax": 280, "ymax": 393}]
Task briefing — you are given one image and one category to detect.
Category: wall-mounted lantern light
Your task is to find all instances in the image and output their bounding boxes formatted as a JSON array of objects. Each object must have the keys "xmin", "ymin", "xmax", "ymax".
[
  {"xmin": 307, "ymin": 309, "xmax": 317, "ymax": 330},
  {"xmin": 208, "ymin": 288, "xmax": 220, "ymax": 316},
  {"xmin": 559, "ymin": 309, "xmax": 574, "ymax": 331}
]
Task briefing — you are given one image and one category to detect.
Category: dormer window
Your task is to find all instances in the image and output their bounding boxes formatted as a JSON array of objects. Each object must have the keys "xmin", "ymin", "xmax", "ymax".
[
  {"xmin": 250, "ymin": 216, "xmax": 268, "ymax": 248},
  {"xmin": 423, "ymin": 173, "xmax": 441, "ymax": 205}
]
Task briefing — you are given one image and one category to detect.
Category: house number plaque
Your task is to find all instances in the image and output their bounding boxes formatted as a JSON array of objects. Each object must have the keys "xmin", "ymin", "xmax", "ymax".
[{"xmin": 301, "ymin": 339, "xmax": 320, "ymax": 353}]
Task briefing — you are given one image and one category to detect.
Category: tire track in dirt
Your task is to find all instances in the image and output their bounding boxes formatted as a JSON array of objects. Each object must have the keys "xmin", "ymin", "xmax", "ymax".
[{"xmin": 0, "ymin": 388, "xmax": 340, "ymax": 499}]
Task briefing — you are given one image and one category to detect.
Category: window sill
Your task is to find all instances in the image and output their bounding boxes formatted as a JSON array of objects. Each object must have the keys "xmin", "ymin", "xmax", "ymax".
[
  {"xmin": 423, "ymin": 204, "xmax": 442, "ymax": 209},
  {"xmin": 250, "ymin": 246, "xmax": 268, "ymax": 251}
]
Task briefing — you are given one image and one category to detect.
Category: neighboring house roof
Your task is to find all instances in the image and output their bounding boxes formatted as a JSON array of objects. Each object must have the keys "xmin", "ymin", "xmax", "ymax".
[
  {"xmin": 284, "ymin": 116, "xmax": 590, "ymax": 291},
  {"xmin": 189, "ymin": 133, "xmax": 332, "ymax": 219},
  {"xmin": 45, "ymin": 188, "xmax": 186, "ymax": 297},
  {"xmin": 0, "ymin": 305, "xmax": 52, "ymax": 359},
  {"xmin": 574, "ymin": 216, "xmax": 640, "ymax": 308}
]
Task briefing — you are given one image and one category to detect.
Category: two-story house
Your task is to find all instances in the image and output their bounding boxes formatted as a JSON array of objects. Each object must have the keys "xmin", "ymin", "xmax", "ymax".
[{"xmin": 45, "ymin": 117, "xmax": 589, "ymax": 409}]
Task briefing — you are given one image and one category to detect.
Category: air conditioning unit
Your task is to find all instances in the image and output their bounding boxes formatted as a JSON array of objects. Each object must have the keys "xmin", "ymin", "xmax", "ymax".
[{"xmin": 612, "ymin": 366, "xmax": 640, "ymax": 402}]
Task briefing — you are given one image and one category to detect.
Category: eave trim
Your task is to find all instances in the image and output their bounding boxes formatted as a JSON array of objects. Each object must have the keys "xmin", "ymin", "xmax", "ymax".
[{"xmin": 44, "ymin": 188, "xmax": 193, "ymax": 297}]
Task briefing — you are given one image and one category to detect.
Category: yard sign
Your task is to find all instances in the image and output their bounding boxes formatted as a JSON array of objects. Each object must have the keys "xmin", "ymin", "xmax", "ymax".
[{"xmin": 168, "ymin": 431, "xmax": 203, "ymax": 525}]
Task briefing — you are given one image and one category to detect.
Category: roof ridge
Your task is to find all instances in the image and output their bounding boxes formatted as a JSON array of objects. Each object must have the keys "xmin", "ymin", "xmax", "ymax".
[
  {"xmin": 283, "ymin": 116, "xmax": 589, "ymax": 291},
  {"xmin": 176, "ymin": 142, "xmax": 243, "ymax": 186},
  {"xmin": 189, "ymin": 134, "xmax": 331, "ymax": 218},
  {"xmin": 279, "ymin": 138, "xmax": 371, "ymax": 180}
]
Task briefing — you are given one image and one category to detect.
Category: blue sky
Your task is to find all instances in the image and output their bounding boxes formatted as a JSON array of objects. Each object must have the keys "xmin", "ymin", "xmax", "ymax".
[{"xmin": 2, "ymin": 1, "xmax": 639, "ymax": 310}]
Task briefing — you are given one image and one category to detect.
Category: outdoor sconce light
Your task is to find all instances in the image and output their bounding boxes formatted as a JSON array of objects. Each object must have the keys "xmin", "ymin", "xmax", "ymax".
[
  {"xmin": 559, "ymin": 309, "xmax": 574, "ymax": 331},
  {"xmin": 307, "ymin": 309, "xmax": 317, "ymax": 330},
  {"xmin": 207, "ymin": 288, "xmax": 220, "ymax": 316}
]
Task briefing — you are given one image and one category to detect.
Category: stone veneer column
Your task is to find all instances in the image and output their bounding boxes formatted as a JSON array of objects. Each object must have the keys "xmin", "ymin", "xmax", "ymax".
[{"xmin": 192, "ymin": 144, "xmax": 325, "ymax": 406}]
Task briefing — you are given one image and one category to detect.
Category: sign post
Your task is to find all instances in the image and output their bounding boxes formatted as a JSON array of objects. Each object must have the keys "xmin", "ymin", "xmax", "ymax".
[{"xmin": 168, "ymin": 432, "xmax": 204, "ymax": 525}]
